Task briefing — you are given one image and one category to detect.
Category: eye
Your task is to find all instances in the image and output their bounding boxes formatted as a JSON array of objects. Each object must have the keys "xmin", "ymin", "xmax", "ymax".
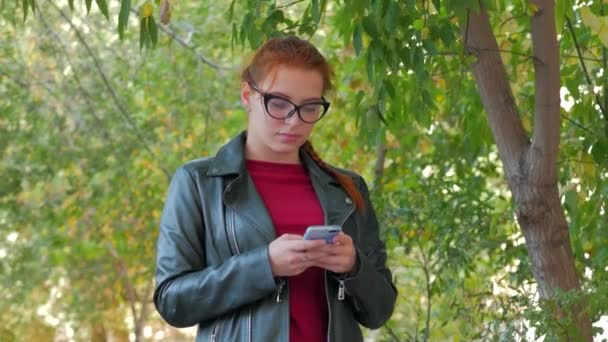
[
  {"xmin": 267, "ymin": 98, "xmax": 292, "ymax": 111},
  {"xmin": 301, "ymin": 104, "xmax": 323, "ymax": 115}
]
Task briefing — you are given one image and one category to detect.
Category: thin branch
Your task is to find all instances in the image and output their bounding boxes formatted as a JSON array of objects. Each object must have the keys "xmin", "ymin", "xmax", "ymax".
[
  {"xmin": 420, "ymin": 247, "xmax": 432, "ymax": 342},
  {"xmin": 561, "ymin": 114, "xmax": 596, "ymax": 135},
  {"xmin": 463, "ymin": 9, "xmax": 470, "ymax": 58},
  {"xmin": 442, "ymin": 48, "xmax": 542, "ymax": 63},
  {"xmin": 161, "ymin": 26, "xmax": 231, "ymax": 71},
  {"xmin": 373, "ymin": 131, "xmax": 387, "ymax": 191},
  {"xmin": 128, "ymin": 8, "xmax": 232, "ymax": 71},
  {"xmin": 566, "ymin": 16, "xmax": 608, "ymax": 117},
  {"xmin": 36, "ymin": 7, "xmax": 115, "ymax": 145},
  {"xmin": 0, "ymin": 68, "xmax": 29, "ymax": 89},
  {"xmin": 602, "ymin": 2, "xmax": 608, "ymax": 137},
  {"xmin": 106, "ymin": 244, "xmax": 140, "ymax": 326},
  {"xmin": 499, "ymin": 14, "xmax": 528, "ymax": 32},
  {"xmin": 277, "ymin": 0, "xmax": 305, "ymax": 9},
  {"xmin": 50, "ymin": 1, "xmax": 170, "ymax": 180}
]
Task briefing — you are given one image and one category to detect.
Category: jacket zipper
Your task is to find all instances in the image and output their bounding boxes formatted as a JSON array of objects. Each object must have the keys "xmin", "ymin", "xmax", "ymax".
[
  {"xmin": 229, "ymin": 210, "xmax": 253, "ymax": 342},
  {"xmin": 209, "ymin": 321, "xmax": 221, "ymax": 342},
  {"xmin": 326, "ymin": 204, "xmax": 356, "ymax": 342},
  {"xmin": 276, "ymin": 278, "xmax": 286, "ymax": 302},
  {"xmin": 325, "ymin": 271, "xmax": 332, "ymax": 342}
]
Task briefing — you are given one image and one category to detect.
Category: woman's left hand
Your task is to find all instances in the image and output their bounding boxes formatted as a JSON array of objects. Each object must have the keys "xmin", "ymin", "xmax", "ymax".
[{"xmin": 309, "ymin": 233, "xmax": 357, "ymax": 274}]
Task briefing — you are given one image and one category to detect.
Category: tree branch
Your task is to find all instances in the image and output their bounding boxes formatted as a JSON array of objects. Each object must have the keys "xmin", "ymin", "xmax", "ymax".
[
  {"xmin": 529, "ymin": 0, "xmax": 561, "ymax": 183},
  {"xmin": 561, "ymin": 114, "xmax": 597, "ymax": 136},
  {"xmin": 128, "ymin": 8, "xmax": 232, "ymax": 71},
  {"xmin": 277, "ymin": 0, "xmax": 305, "ymax": 9},
  {"xmin": 373, "ymin": 134, "xmax": 387, "ymax": 191},
  {"xmin": 565, "ymin": 16, "xmax": 608, "ymax": 117},
  {"xmin": 49, "ymin": 1, "xmax": 170, "ymax": 181},
  {"xmin": 36, "ymin": 6, "xmax": 117, "ymax": 147},
  {"xmin": 462, "ymin": 3, "xmax": 529, "ymax": 182},
  {"xmin": 0, "ymin": 72, "xmax": 27, "ymax": 93},
  {"xmin": 106, "ymin": 244, "xmax": 140, "ymax": 329}
]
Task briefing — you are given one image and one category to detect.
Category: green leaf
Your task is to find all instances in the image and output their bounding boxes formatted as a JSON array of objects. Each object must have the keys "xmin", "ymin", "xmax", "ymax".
[
  {"xmin": 353, "ymin": 23, "xmax": 363, "ymax": 56},
  {"xmin": 312, "ymin": 0, "xmax": 320, "ymax": 24},
  {"xmin": 95, "ymin": 0, "xmax": 110, "ymax": 20},
  {"xmin": 148, "ymin": 16, "xmax": 158, "ymax": 47},
  {"xmin": 384, "ymin": 1, "xmax": 397, "ymax": 32},
  {"xmin": 139, "ymin": 17, "xmax": 148, "ymax": 50},
  {"xmin": 67, "ymin": 0, "xmax": 74, "ymax": 11},
  {"xmin": 118, "ymin": 0, "xmax": 131, "ymax": 40},
  {"xmin": 366, "ymin": 49, "xmax": 375, "ymax": 82},
  {"xmin": 555, "ymin": 0, "xmax": 568, "ymax": 34},
  {"xmin": 591, "ymin": 139, "xmax": 608, "ymax": 168},
  {"xmin": 22, "ymin": 0, "xmax": 29, "ymax": 22},
  {"xmin": 29, "ymin": 0, "xmax": 35, "ymax": 14},
  {"xmin": 226, "ymin": 0, "xmax": 236, "ymax": 21},
  {"xmin": 383, "ymin": 79, "xmax": 396, "ymax": 99},
  {"xmin": 85, "ymin": 0, "xmax": 92, "ymax": 14},
  {"xmin": 432, "ymin": 0, "xmax": 440, "ymax": 11},
  {"xmin": 362, "ymin": 15, "xmax": 379, "ymax": 39}
]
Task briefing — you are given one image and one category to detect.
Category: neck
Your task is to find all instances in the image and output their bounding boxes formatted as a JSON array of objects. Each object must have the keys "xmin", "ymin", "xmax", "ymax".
[{"xmin": 245, "ymin": 139, "xmax": 301, "ymax": 164}]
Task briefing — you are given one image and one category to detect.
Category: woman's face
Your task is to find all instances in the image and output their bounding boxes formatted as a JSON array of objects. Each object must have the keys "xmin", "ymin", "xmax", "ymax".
[{"xmin": 241, "ymin": 65, "xmax": 325, "ymax": 163}]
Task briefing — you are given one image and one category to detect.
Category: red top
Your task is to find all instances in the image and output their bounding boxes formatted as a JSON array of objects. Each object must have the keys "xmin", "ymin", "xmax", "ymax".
[{"xmin": 246, "ymin": 159, "xmax": 327, "ymax": 342}]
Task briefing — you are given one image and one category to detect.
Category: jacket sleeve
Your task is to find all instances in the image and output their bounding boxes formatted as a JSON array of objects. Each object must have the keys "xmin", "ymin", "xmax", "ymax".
[
  {"xmin": 340, "ymin": 177, "xmax": 397, "ymax": 329},
  {"xmin": 153, "ymin": 167, "xmax": 277, "ymax": 328}
]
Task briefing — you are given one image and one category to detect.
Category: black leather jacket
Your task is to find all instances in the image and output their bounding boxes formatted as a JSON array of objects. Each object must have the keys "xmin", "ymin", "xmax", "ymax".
[{"xmin": 154, "ymin": 131, "xmax": 397, "ymax": 341}]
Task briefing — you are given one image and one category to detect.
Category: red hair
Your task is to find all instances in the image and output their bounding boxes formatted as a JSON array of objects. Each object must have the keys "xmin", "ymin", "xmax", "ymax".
[
  {"xmin": 241, "ymin": 36, "xmax": 365, "ymax": 212},
  {"xmin": 241, "ymin": 36, "xmax": 333, "ymax": 93}
]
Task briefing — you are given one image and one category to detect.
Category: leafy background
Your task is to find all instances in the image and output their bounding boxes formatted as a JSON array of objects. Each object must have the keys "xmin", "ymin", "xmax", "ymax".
[{"xmin": 1, "ymin": 0, "xmax": 607, "ymax": 341}]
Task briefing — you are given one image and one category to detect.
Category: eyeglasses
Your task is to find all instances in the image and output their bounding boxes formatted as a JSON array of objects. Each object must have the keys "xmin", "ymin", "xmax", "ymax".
[{"xmin": 248, "ymin": 82, "xmax": 330, "ymax": 124}]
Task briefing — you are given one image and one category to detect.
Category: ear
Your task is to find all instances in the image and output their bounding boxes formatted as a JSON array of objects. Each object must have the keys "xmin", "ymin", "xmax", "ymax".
[{"xmin": 240, "ymin": 82, "xmax": 252, "ymax": 111}]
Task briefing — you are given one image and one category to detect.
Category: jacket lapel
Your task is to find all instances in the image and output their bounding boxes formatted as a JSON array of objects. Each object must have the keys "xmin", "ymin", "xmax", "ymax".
[
  {"xmin": 224, "ymin": 173, "xmax": 276, "ymax": 242},
  {"xmin": 207, "ymin": 131, "xmax": 276, "ymax": 242}
]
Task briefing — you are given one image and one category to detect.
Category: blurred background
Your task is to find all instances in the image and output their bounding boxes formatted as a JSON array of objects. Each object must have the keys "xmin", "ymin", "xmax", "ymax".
[{"xmin": 1, "ymin": 0, "xmax": 607, "ymax": 341}]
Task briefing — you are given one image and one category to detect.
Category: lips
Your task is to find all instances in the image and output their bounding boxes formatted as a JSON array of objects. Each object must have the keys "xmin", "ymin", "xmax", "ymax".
[{"xmin": 277, "ymin": 132, "xmax": 301, "ymax": 142}]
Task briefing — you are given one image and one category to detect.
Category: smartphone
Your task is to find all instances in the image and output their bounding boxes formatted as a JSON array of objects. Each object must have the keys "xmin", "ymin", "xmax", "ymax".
[{"xmin": 303, "ymin": 225, "xmax": 342, "ymax": 244}]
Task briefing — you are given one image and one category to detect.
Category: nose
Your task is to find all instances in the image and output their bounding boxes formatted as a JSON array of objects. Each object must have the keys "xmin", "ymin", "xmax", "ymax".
[{"xmin": 284, "ymin": 110, "xmax": 302, "ymax": 126}]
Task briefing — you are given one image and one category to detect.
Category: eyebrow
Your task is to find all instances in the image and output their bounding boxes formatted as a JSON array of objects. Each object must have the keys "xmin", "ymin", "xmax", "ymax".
[{"xmin": 269, "ymin": 91, "xmax": 323, "ymax": 102}]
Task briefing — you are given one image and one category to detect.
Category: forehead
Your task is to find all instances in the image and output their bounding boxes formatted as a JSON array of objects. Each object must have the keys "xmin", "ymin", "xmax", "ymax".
[{"xmin": 259, "ymin": 65, "xmax": 324, "ymax": 100}]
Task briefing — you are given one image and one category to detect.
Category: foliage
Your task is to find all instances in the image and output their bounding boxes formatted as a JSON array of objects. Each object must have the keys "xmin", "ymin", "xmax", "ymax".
[{"xmin": 1, "ymin": 0, "xmax": 607, "ymax": 340}]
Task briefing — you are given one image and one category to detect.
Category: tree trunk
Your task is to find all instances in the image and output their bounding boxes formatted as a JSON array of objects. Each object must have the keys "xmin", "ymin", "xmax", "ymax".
[{"xmin": 462, "ymin": 1, "xmax": 593, "ymax": 339}]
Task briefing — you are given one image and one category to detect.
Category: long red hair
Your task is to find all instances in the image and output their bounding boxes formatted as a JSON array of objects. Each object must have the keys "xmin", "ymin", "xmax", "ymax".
[{"xmin": 241, "ymin": 36, "xmax": 365, "ymax": 212}]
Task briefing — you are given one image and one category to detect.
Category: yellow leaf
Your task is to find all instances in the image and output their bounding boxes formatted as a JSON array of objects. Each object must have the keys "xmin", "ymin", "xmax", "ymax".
[
  {"xmin": 421, "ymin": 27, "xmax": 430, "ymax": 40},
  {"xmin": 580, "ymin": 6, "xmax": 601, "ymax": 32},
  {"xmin": 140, "ymin": 2, "xmax": 154, "ymax": 18},
  {"xmin": 527, "ymin": 2, "xmax": 539, "ymax": 16}
]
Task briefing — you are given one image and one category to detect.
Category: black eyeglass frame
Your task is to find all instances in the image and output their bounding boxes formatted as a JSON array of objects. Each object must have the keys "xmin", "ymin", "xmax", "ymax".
[{"xmin": 248, "ymin": 82, "xmax": 330, "ymax": 124}]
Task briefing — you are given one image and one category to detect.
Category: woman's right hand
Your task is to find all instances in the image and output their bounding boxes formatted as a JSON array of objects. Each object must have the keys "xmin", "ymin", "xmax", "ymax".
[{"xmin": 268, "ymin": 234, "xmax": 328, "ymax": 277}]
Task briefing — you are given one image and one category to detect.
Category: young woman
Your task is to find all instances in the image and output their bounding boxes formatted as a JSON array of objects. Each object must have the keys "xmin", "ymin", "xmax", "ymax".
[{"xmin": 154, "ymin": 36, "xmax": 397, "ymax": 342}]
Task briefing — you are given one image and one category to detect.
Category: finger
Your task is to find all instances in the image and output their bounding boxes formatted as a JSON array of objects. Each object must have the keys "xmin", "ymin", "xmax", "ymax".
[
  {"xmin": 288, "ymin": 239, "xmax": 327, "ymax": 251},
  {"xmin": 313, "ymin": 243, "xmax": 347, "ymax": 255},
  {"xmin": 333, "ymin": 232, "xmax": 352, "ymax": 245},
  {"xmin": 278, "ymin": 233, "xmax": 304, "ymax": 241},
  {"xmin": 301, "ymin": 252, "xmax": 331, "ymax": 263}
]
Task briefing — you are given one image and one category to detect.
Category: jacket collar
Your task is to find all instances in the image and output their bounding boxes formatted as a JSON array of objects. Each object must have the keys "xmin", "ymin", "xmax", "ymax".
[
  {"xmin": 207, "ymin": 131, "xmax": 354, "ymax": 237},
  {"xmin": 206, "ymin": 130, "xmax": 338, "ymax": 187}
]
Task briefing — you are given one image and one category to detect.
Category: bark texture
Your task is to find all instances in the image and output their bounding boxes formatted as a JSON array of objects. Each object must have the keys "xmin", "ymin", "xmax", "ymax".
[{"xmin": 462, "ymin": 1, "xmax": 593, "ymax": 339}]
